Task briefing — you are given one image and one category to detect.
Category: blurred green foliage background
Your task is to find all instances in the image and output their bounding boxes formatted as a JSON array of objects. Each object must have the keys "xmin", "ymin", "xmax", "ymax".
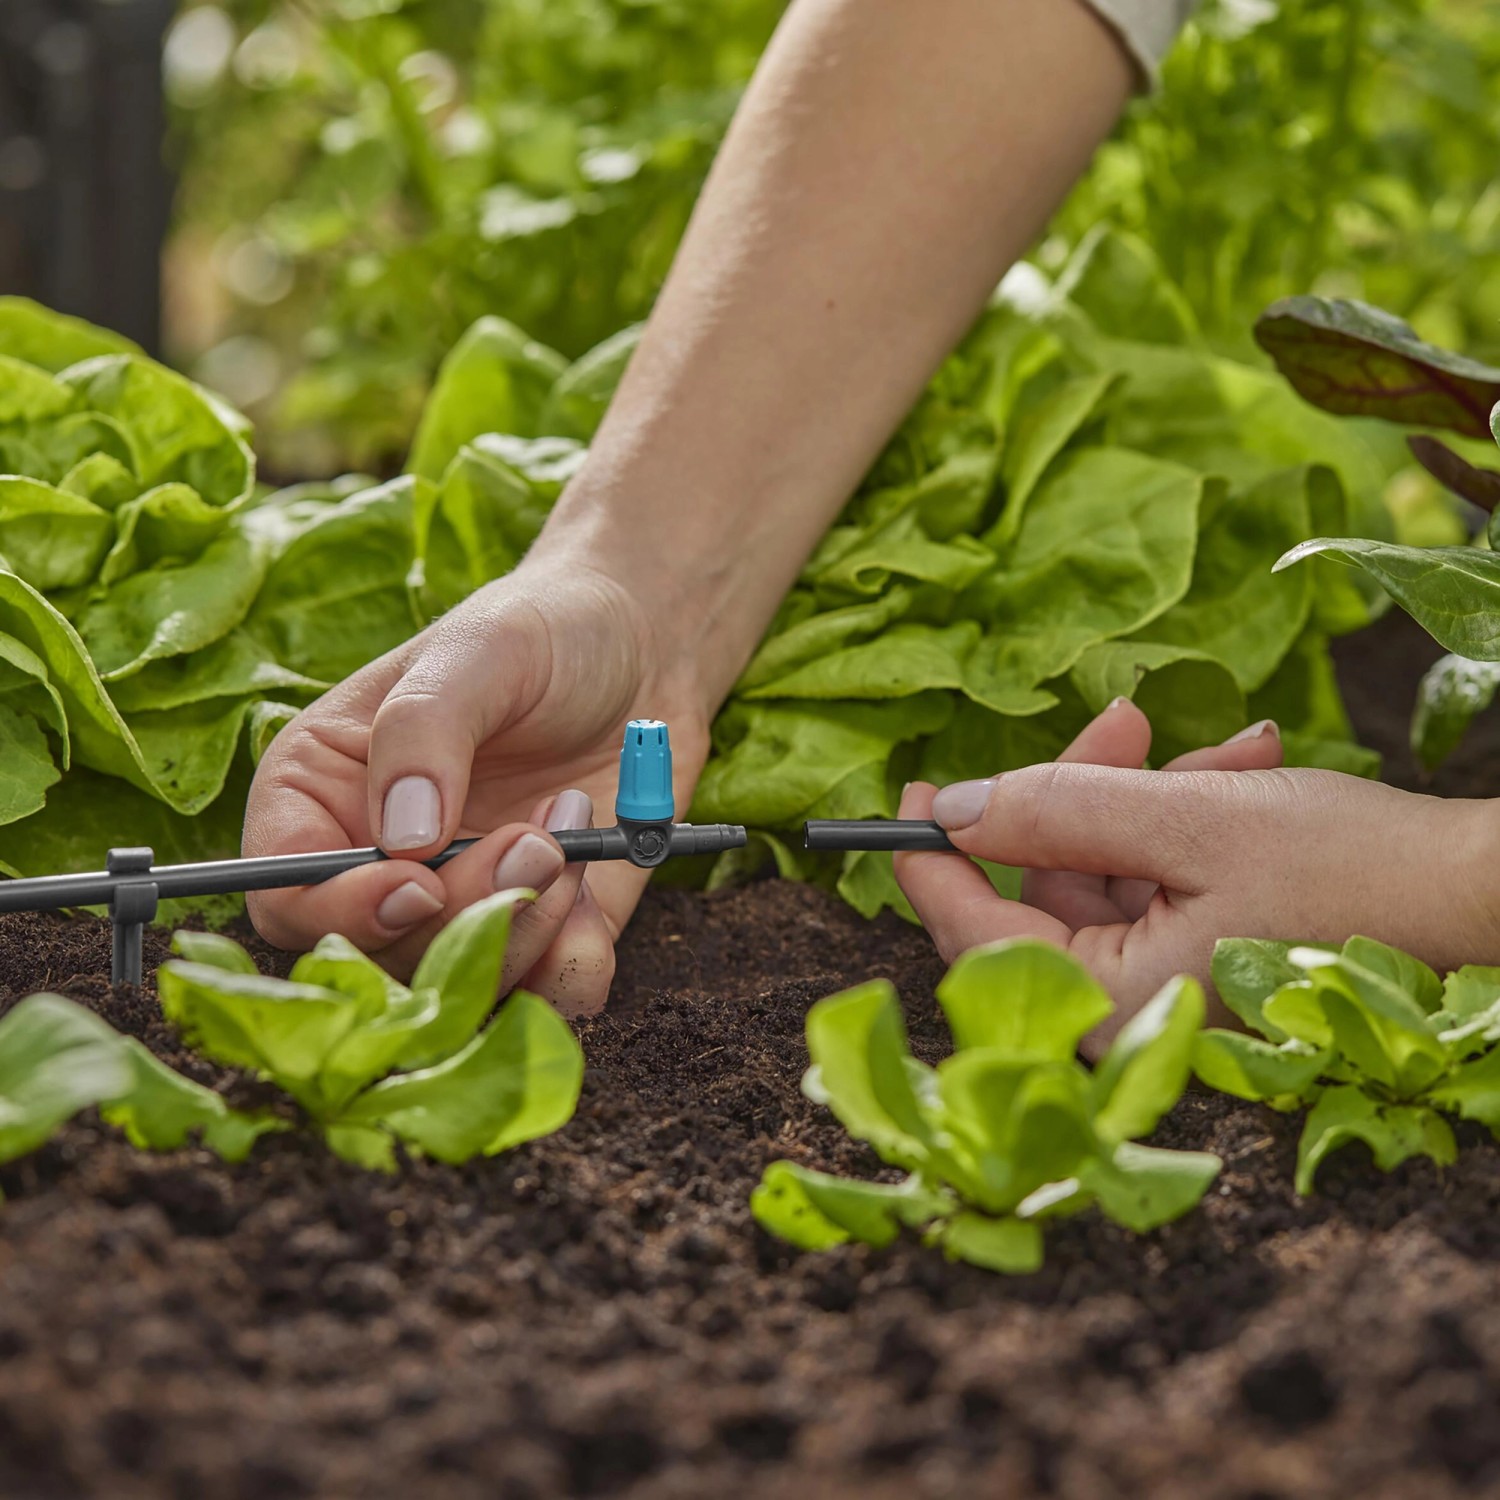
[{"xmin": 162, "ymin": 0, "xmax": 1500, "ymax": 480}]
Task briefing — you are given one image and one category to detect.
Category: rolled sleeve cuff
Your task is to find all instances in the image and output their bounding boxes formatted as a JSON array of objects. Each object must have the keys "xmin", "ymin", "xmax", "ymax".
[{"xmin": 1081, "ymin": 0, "xmax": 1198, "ymax": 90}]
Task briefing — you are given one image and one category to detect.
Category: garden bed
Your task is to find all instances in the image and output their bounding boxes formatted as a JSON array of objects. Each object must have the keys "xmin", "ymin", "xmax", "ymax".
[{"xmin": 3, "ymin": 608, "xmax": 1500, "ymax": 1500}]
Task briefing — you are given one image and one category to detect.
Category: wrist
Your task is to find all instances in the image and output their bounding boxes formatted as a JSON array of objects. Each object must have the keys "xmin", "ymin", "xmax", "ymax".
[
  {"xmin": 527, "ymin": 466, "xmax": 770, "ymax": 719},
  {"xmin": 1443, "ymin": 796, "xmax": 1500, "ymax": 970},
  {"xmin": 520, "ymin": 503, "xmax": 733, "ymax": 727}
]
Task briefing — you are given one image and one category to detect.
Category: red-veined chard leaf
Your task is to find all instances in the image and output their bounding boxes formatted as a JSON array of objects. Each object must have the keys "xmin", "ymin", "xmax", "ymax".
[{"xmin": 1255, "ymin": 296, "xmax": 1500, "ymax": 439}]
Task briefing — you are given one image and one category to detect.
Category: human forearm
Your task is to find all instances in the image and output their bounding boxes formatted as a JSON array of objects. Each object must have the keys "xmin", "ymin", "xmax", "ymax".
[{"xmin": 530, "ymin": 0, "xmax": 1135, "ymax": 713}]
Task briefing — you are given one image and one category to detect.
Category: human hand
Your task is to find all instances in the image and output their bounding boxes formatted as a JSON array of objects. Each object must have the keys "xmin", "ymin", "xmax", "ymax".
[
  {"xmin": 243, "ymin": 552, "xmax": 712, "ymax": 1017},
  {"xmin": 894, "ymin": 698, "xmax": 1500, "ymax": 1049}
]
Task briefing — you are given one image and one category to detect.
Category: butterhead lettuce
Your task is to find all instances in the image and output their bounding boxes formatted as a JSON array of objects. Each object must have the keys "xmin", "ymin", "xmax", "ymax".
[{"xmin": 0, "ymin": 234, "xmax": 1399, "ymax": 921}]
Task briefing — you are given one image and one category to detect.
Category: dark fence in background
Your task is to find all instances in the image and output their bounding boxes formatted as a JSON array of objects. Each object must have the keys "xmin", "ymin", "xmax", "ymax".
[{"xmin": 0, "ymin": 0, "xmax": 174, "ymax": 354}]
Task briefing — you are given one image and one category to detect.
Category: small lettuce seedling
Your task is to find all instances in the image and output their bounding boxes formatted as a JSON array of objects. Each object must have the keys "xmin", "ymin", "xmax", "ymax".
[
  {"xmin": 158, "ymin": 890, "xmax": 584, "ymax": 1171},
  {"xmin": 752, "ymin": 940, "xmax": 1220, "ymax": 1274},
  {"xmin": 0, "ymin": 991, "xmax": 277, "ymax": 1197},
  {"xmin": 1195, "ymin": 935, "xmax": 1500, "ymax": 1193}
]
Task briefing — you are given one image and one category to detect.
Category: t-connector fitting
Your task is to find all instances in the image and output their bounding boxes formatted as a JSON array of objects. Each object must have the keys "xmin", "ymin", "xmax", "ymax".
[{"xmin": 503, "ymin": 717, "xmax": 740, "ymax": 867}]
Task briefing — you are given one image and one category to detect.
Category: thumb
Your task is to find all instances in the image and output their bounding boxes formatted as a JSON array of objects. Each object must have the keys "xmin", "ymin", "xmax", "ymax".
[
  {"xmin": 931, "ymin": 762, "xmax": 1236, "ymax": 891},
  {"xmin": 367, "ymin": 623, "xmax": 540, "ymax": 856}
]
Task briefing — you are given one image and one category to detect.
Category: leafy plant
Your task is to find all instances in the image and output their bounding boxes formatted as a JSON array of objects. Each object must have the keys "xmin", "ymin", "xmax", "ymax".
[
  {"xmin": 0, "ymin": 236, "xmax": 1397, "ymax": 923},
  {"xmin": 1054, "ymin": 0, "xmax": 1500, "ymax": 369},
  {"xmin": 751, "ymin": 940, "xmax": 1220, "ymax": 1274},
  {"xmin": 158, "ymin": 889, "xmax": 585, "ymax": 1170},
  {"xmin": 171, "ymin": 0, "xmax": 1500, "ymax": 475},
  {"xmin": 675, "ymin": 230, "xmax": 1407, "ymax": 914},
  {"xmin": 166, "ymin": 0, "xmax": 787, "ymax": 474},
  {"xmin": 1195, "ymin": 936, "xmax": 1500, "ymax": 1194},
  {"xmin": 399, "ymin": 232, "xmax": 1406, "ymax": 922},
  {"xmin": 1260, "ymin": 293, "xmax": 1500, "ymax": 769},
  {"xmin": 0, "ymin": 298, "xmax": 353, "ymax": 907},
  {"xmin": 0, "ymin": 990, "xmax": 278, "ymax": 1198},
  {"xmin": 1256, "ymin": 296, "xmax": 1500, "ymax": 441},
  {"xmin": 0, "ymin": 890, "xmax": 579, "ymax": 1193}
]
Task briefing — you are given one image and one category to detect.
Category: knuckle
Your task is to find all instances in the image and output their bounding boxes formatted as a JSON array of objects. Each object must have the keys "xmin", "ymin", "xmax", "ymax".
[
  {"xmin": 507, "ymin": 900, "xmax": 554, "ymax": 945},
  {"xmin": 250, "ymin": 717, "xmax": 317, "ymax": 782},
  {"xmin": 1217, "ymin": 766, "xmax": 1304, "ymax": 834},
  {"xmin": 1138, "ymin": 768, "xmax": 1222, "ymax": 873},
  {"xmin": 371, "ymin": 683, "xmax": 450, "ymax": 739},
  {"xmin": 1006, "ymin": 760, "xmax": 1068, "ymax": 848},
  {"xmin": 1153, "ymin": 765, "xmax": 1307, "ymax": 876}
]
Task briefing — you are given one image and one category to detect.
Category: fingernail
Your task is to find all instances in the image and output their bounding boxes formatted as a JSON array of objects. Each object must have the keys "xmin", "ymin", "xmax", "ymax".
[
  {"xmin": 1108, "ymin": 696, "xmax": 1132, "ymax": 710},
  {"xmin": 545, "ymin": 789, "xmax": 592, "ymax": 832},
  {"xmin": 494, "ymin": 832, "xmax": 565, "ymax": 894},
  {"xmin": 382, "ymin": 775, "xmax": 441, "ymax": 850},
  {"xmin": 931, "ymin": 777, "xmax": 995, "ymax": 831},
  {"xmin": 1226, "ymin": 719, "xmax": 1279, "ymax": 744},
  {"xmin": 376, "ymin": 880, "xmax": 444, "ymax": 931}
]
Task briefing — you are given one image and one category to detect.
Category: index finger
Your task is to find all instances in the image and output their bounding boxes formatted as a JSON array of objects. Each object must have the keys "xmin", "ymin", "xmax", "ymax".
[
  {"xmin": 243, "ymin": 658, "xmax": 447, "ymax": 950},
  {"xmin": 893, "ymin": 781, "xmax": 1071, "ymax": 964}
]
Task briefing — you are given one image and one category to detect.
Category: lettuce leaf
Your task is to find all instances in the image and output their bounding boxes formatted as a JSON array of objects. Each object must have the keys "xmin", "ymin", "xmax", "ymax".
[
  {"xmin": 1197, "ymin": 936, "xmax": 1500, "ymax": 1194},
  {"xmin": 0, "ymin": 307, "xmax": 323, "ymax": 882},
  {"xmin": 151, "ymin": 892, "xmax": 582, "ymax": 1170},
  {"xmin": 0, "ymin": 992, "xmax": 275, "ymax": 1186},
  {"xmin": 754, "ymin": 940, "xmax": 1220, "ymax": 1272},
  {"xmin": 0, "ymin": 236, "xmax": 1393, "ymax": 913}
]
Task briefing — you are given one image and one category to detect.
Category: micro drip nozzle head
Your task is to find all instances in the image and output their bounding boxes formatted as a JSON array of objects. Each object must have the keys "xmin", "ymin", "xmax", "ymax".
[{"xmin": 615, "ymin": 718, "xmax": 674, "ymax": 824}]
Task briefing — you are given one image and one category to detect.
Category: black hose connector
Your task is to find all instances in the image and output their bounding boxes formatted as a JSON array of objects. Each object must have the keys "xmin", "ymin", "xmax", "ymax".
[{"xmin": 610, "ymin": 820, "xmax": 749, "ymax": 868}]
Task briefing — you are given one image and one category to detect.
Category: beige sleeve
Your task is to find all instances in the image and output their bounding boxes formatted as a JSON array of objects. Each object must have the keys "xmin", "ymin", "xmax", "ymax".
[{"xmin": 1080, "ymin": 0, "xmax": 1199, "ymax": 87}]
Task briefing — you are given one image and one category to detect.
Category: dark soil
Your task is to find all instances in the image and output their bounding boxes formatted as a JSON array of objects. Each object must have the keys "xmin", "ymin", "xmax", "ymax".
[
  {"xmin": 1331, "ymin": 602, "xmax": 1500, "ymax": 797},
  {"xmin": 2, "ymin": 609, "xmax": 1499, "ymax": 1500}
]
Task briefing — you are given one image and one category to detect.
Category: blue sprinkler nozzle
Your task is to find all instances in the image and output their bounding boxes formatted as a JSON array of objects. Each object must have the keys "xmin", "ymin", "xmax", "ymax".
[{"xmin": 614, "ymin": 718, "xmax": 675, "ymax": 824}]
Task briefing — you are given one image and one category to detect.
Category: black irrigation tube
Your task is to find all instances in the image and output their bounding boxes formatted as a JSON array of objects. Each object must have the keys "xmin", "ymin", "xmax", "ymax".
[
  {"xmin": 0, "ymin": 829, "xmax": 750, "ymax": 988},
  {"xmin": 0, "ymin": 721, "xmax": 958, "ymax": 986},
  {"xmin": 803, "ymin": 820, "xmax": 954, "ymax": 853}
]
